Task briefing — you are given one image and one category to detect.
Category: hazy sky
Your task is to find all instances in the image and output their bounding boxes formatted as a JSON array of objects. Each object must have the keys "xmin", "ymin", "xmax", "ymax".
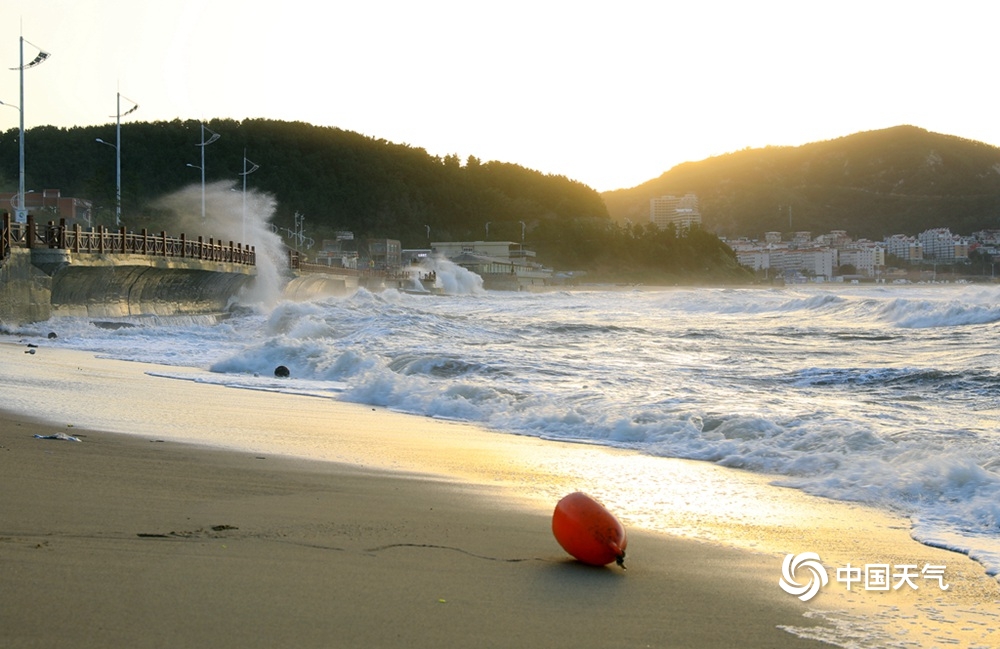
[{"xmin": 2, "ymin": 0, "xmax": 997, "ymax": 192}]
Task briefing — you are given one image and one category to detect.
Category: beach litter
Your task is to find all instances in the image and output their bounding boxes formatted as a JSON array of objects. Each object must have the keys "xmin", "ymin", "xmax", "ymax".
[{"xmin": 33, "ymin": 432, "xmax": 82, "ymax": 442}]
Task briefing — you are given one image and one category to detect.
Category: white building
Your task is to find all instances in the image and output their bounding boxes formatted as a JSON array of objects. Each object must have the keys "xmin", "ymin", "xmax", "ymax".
[
  {"xmin": 792, "ymin": 247, "xmax": 837, "ymax": 278},
  {"xmin": 738, "ymin": 246, "xmax": 837, "ymax": 278},
  {"xmin": 918, "ymin": 228, "xmax": 969, "ymax": 261},
  {"xmin": 884, "ymin": 234, "xmax": 923, "ymax": 263},
  {"xmin": 650, "ymin": 194, "xmax": 702, "ymax": 230},
  {"xmin": 431, "ymin": 241, "xmax": 551, "ymax": 289},
  {"xmin": 839, "ymin": 243, "xmax": 885, "ymax": 277}
]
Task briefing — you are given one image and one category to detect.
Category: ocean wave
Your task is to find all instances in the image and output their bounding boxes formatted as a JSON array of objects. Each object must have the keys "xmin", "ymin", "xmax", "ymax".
[{"xmin": 23, "ymin": 283, "xmax": 1000, "ymax": 577}]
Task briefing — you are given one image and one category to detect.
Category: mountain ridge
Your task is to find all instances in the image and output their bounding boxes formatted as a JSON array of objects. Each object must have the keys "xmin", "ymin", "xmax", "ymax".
[{"xmin": 602, "ymin": 125, "xmax": 1000, "ymax": 240}]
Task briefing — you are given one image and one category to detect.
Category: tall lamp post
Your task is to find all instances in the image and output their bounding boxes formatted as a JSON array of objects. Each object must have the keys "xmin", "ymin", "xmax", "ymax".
[
  {"xmin": 190, "ymin": 123, "xmax": 220, "ymax": 219},
  {"xmin": 8, "ymin": 36, "xmax": 50, "ymax": 224},
  {"xmin": 94, "ymin": 137, "xmax": 119, "ymax": 225},
  {"xmin": 238, "ymin": 149, "xmax": 259, "ymax": 242},
  {"xmin": 95, "ymin": 93, "xmax": 138, "ymax": 227},
  {"xmin": 0, "ymin": 101, "xmax": 21, "ymax": 219}
]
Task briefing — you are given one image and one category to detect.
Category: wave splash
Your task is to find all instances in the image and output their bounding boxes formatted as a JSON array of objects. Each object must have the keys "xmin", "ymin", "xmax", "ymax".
[{"xmin": 25, "ymin": 284, "xmax": 1000, "ymax": 577}]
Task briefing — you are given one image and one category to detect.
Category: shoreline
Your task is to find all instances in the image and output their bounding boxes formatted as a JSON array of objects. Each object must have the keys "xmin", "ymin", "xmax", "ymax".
[
  {"xmin": 2, "ymin": 341, "xmax": 999, "ymax": 646},
  {"xmin": 1, "ymin": 412, "xmax": 830, "ymax": 649}
]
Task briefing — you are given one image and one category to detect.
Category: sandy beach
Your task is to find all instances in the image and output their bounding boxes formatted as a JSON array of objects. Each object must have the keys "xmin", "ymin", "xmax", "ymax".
[{"xmin": 2, "ymin": 341, "xmax": 998, "ymax": 648}]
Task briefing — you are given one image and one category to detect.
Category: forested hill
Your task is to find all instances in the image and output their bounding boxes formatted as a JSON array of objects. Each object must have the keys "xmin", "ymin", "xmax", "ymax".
[
  {"xmin": 0, "ymin": 118, "xmax": 607, "ymax": 246},
  {"xmin": 603, "ymin": 126, "xmax": 1000, "ymax": 240}
]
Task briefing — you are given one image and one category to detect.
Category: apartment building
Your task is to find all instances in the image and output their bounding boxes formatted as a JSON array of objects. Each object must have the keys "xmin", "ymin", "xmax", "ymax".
[
  {"xmin": 884, "ymin": 234, "xmax": 924, "ymax": 263},
  {"xmin": 918, "ymin": 228, "xmax": 969, "ymax": 261},
  {"xmin": 839, "ymin": 243, "xmax": 885, "ymax": 277},
  {"xmin": 649, "ymin": 194, "xmax": 702, "ymax": 230}
]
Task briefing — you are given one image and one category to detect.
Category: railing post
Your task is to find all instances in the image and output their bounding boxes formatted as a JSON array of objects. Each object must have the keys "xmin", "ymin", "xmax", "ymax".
[
  {"xmin": 180, "ymin": 233, "xmax": 187, "ymax": 258},
  {"xmin": 98, "ymin": 226, "xmax": 106, "ymax": 254},
  {"xmin": 73, "ymin": 223, "xmax": 81, "ymax": 252},
  {"xmin": 209, "ymin": 238, "xmax": 215, "ymax": 261},
  {"xmin": 1, "ymin": 212, "xmax": 9, "ymax": 259},
  {"xmin": 119, "ymin": 226, "xmax": 127, "ymax": 254},
  {"xmin": 229, "ymin": 241, "xmax": 235, "ymax": 263},
  {"xmin": 141, "ymin": 228, "xmax": 148, "ymax": 256},
  {"xmin": 58, "ymin": 218, "xmax": 67, "ymax": 249},
  {"xmin": 26, "ymin": 215, "xmax": 35, "ymax": 249},
  {"xmin": 161, "ymin": 231, "xmax": 168, "ymax": 257}
]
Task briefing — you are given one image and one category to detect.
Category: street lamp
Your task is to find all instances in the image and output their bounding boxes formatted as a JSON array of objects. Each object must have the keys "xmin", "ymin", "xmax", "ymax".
[
  {"xmin": 94, "ymin": 138, "xmax": 119, "ymax": 226},
  {"xmin": 0, "ymin": 101, "xmax": 21, "ymax": 218},
  {"xmin": 191, "ymin": 123, "xmax": 220, "ymax": 219},
  {"xmin": 7, "ymin": 37, "xmax": 50, "ymax": 223},
  {"xmin": 94, "ymin": 93, "xmax": 138, "ymax": 228},
  {"xmin": 238, "ymin": 149, "xmax": 259, "ymax": 242}
]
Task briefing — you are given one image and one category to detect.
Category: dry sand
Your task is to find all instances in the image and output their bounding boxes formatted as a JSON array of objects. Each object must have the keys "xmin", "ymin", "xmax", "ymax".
[{"xmin": 1, "ymin": 342, "xmax": 998, "ymax": 648}]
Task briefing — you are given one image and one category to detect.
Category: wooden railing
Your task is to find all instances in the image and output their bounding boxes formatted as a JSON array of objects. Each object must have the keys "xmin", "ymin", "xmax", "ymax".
[{"xmin": 2, "ymin": 214, "xmax": 255, "ymax": 266}]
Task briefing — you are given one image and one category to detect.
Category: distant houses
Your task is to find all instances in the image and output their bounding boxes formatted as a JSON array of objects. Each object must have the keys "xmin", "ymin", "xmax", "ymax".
[
  {"xmin": 0, "ymin": 190, "xmax": 92, "ymax": 225},
  {"xmin": 306, "ymin": 236, "xmax": 553, "ymax": 290},
  {"xmin": 428, "ymin": 240, "xmax": 553, "ymax": 290},
  {"xmin": 728, "ymin": 227, "xmax": 1000, "ymax": 281}
]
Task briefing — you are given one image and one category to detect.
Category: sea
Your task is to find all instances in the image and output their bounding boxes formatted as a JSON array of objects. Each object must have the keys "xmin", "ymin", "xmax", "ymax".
[{"xmin": 6, "ymin": 261, "xmax": 1000, "ymax": 585}]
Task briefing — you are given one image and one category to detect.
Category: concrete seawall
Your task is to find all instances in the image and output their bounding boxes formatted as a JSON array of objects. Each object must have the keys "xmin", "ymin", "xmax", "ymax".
[{"xmin": 1, "ymin": 248, "xmax": 256, "ymax": 324}]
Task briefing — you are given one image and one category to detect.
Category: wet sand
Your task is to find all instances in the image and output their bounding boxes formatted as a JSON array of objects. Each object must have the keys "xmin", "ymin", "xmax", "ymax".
[{"xmin": 1, "ymin": 341, "xmax": 998, "ymax": 647}]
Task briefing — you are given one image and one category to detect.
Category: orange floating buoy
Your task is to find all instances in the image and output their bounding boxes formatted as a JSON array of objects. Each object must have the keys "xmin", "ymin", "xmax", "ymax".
[{"xmin": 552, "ymin": 492, "xmax": 627, "ymax": 569}]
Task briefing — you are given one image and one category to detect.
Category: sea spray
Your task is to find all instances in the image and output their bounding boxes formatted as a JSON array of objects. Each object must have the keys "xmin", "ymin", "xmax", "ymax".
[
  {"xmin": 17, "ymin": 284, "xmax": 1000, "ymax": 577},
  {"xmin": 151, "ymin": 181, "xmax": 287, "ymax": 308},
  {"xmin": 402, "ymin": 255, "xmax": 484, "ymax": 295}
]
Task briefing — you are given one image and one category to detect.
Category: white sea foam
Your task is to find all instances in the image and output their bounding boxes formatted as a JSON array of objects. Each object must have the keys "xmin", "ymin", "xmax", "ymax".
[{"xmin": 10, "ymin": 284, "xmax": 1000, "ymax": 578}]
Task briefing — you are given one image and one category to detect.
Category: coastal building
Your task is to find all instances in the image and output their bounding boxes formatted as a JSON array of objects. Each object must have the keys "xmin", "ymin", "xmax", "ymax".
[
  {"xmin": 734, "ymin": 248, "xmax": 771, "ymax": 273},
  {"xmin": 884, "ymin": 234, "xmax": 923, "ymax": 263},
  {"xmin": 838, "ymin": 242, "xmax": 885, "ymax": 277},
  {"xmin": 735, "ymin": 244, "xmax": 836, "ymax": 279},
  {"xmin": 1, "ymin": 189, "xmax": 92, "ymax": 225},
  {"xmin": 773, "ymin": 247, "xmax": 837, "ymax": 279},
  {"xmin": 918, "ymin": 228, "xmax": 969, "ymax": 261},
  {"xmin": 313, "ymin": 232, "xmax": 359, "ymax": 269},
  {"xmin": 365, "ymin": 238, "xmax": 402, "ymax": 270},
  {"xmin": 649, "ymin": 194, "xmax": 701, "ymax": 231},
  {"xmin": 431, "ymin": 240, "xmax": 552, "ymax": 290},
  {"xmin": 739, "ymin": 227, "xmax": 983, "ymax": 281},
  {"xmin": 816, "ymin": 230, "xmax": 852, "ymax": 249}
]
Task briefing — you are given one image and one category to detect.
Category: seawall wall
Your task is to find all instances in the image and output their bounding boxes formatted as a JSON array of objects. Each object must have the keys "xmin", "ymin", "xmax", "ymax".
[{"xmin": 1, "ymin": 248, "xmax": 256, "ymax": 325}]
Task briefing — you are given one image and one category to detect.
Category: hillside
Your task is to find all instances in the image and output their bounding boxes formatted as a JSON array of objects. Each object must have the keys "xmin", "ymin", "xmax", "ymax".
[
  {"xmin": 0, "ymin": 118, "xmax": 608, "ymax": 247},
  {"xmin": 603, "ymin": 126, "xmax": 1000, "ymax": 240},
  {"xmin": 0, "ymin": 118, "xmax": 756, "ymax": 283}
]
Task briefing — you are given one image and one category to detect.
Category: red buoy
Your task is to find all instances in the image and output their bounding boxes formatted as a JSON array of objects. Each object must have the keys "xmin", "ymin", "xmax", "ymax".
[{"xmin": 552, "ymin": 492, "xmax": 627, "ymax": 569}]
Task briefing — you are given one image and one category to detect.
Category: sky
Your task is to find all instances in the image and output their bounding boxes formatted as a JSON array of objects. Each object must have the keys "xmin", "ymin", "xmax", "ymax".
[{"xmin": 2, "ymin": 0, "xmax": 999, "ymax": 192}]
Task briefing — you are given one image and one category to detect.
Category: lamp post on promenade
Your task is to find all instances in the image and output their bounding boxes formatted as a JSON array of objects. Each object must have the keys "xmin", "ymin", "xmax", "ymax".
[
  {"xmin": 238, "ymin": 149, "xmax": 259, "ymax": 242},
  {"xmin": 94, "ymin": 137, "xmax": 119, "ymax": 226},
  {"xmin": 95, "ymin": 93, "xmax": 138, "ymax": 228},
  {"xmin": 191, "ymin": 123, "xmax": 220, "ymax": 219},
  {"xmin": 0, "ymin": 101, "xmax": 20, "ymax": 218},
  {"xmin": 7, "ymin": 36, "xmax": 50, "ymax": 223}
]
